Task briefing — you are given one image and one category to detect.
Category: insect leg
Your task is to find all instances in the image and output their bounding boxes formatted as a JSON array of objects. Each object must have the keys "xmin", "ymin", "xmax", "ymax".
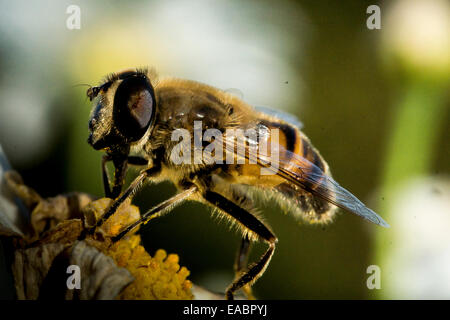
[
  {"xmin": 112, "ymin": 185, "xmax": 198, "ymax": 242},
  {"xmin": 235, "ymin": 235, "xmax": 251, "ymax": 274},
  {"xmin": 110, "ymin": 156, "xmax": 128, "ymax": 199},
  {"xmin": 102, "ymin": 154, "xmax": 149, "ymax": 198},
  {"xmin": 234, "ymin": 235, "xmax": 256, "ymax": 299},
  {"xmin": 82, "ymin": 166, "xmax": 159, "ymax": 238},
  {"xmin": 101, "ymin": 154, "xmax": 113, "ymax": 198},
  {"xmin": 101, "ymin": 153, "xmax": 128, "ymax": 199},
  {"xmin": 202, "ymin": 191, "xmax": 277, "ymax": 300}
]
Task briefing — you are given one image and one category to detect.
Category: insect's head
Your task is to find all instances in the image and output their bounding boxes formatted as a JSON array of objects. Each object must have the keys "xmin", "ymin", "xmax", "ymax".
[{"xmin": 87, "ymin": 68, "xmax": 156, "ymax": 153}]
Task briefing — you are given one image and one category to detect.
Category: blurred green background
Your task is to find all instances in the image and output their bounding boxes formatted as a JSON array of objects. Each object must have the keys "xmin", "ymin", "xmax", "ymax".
[{"xmin": 0, "ymin": 0, "xmax": 448, "ymax": 299}]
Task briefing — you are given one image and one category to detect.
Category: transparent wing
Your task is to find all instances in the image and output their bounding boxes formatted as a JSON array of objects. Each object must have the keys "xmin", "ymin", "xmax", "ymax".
[
  {"xmin": 254, "ymin": 105, "xmax": 303, "ymax": 129},
  {"xmin": 221, "ymin": 131, "xmax": 389, "ymax": 228},
  {"xmin": 277, "ymin": 150, "xmax": 390, "ymax": 227},
  {"xmin": 224, "ymin": 88, "xmax": 244, "ymax": 99}
]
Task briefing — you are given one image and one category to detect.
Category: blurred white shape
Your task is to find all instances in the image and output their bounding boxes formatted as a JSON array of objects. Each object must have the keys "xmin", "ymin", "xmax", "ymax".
[
  {"xmin": 224, "ymin": 88, "xmax": 245, "ymax": 100},
  {"xmin": 146, "ymin": 0, "xmax": 307, "ymax": 110},
  {"xmin": 0, "ymin": 0, "xmax": 72, "ymax": 166},
  {"xmin": 0, "ymin": 86, "xmax": 53, "ymax": 166},
  {"xmin": 382, "ymin": 0, "xmax": 450, "ymax": 74},
  {"xmin": 0, "ymin": 0, "xmax": 66, "ymax": 50},
  {"xmin": 0, "ymin": 144, "xmax": 28, "ymax": 237},
  {"xmin": 385, "ymin": 177, "xmax": 450, "ymax": 299}
]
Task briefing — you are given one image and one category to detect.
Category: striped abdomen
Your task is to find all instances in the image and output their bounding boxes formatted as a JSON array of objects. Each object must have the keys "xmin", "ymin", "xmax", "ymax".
[{"xmin": 257, "ymin": 119, "xmax": 337, "ymax": 224}]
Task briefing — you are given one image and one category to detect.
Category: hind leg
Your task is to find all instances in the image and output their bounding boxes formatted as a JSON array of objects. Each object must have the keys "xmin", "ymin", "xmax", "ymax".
[
  {"xmin": 202, "ymin": 190, "xmax": 277, "ymax": 300},
  {"xmin": 234, "ymin": 235, "xmax": 256, "ymax": 299}
]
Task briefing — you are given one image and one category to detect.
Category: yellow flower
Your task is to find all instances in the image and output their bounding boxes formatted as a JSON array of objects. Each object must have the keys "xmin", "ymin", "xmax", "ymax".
[{"xmin": 107, "ymin": 235, "xmax": 193, "ymax": 300}]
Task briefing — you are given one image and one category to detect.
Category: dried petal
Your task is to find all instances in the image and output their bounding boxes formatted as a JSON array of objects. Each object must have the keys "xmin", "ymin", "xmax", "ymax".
[
  {"xmin": 68, "ymin": 241, "xmax": 134, "ymax": 300},
  {"xmin": 12, "ymin": 243, "xmax": 65, "ymax": 299}
]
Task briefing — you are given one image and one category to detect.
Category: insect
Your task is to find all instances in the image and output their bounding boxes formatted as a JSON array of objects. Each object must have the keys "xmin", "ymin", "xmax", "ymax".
[{"xmin": 83, "ymin": 67, "xmax": 389, "ymax": 300}]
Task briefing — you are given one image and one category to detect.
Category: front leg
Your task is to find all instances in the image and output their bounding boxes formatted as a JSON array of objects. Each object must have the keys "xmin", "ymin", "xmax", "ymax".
[
  {"xmin": 102, "ymin": 154, "xmax": 149, "ymax": 198},
  {"xmin": 101, "ymin": 153, "xmax": 128, "ymax": 199},
  {"xmin": 101, "ymin": 154, "xmax": 113, "ymax": 198},
  {"xmin": 111, "ymin": 156, "xmax": 128, "ymax": 199},
  {"xmin": 79, "ymin": 164, "xmax": 159, "ymax": 240},
  {"xmin": 112, "ymin": 185, "xmax": 198, "ymax": 242}
]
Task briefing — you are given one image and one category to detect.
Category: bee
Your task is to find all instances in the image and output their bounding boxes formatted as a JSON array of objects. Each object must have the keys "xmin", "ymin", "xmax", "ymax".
[{"xmin": 82, "ymin": 67, "xmax": 389, "ymax": 300}]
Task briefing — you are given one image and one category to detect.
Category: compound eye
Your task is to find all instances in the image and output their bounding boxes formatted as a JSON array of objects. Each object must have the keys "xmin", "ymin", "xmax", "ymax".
[
  {"xmin": 127, "ymin": 87, "xmax": 153, "ymax": 129},
  {"xmin": 114, "ymin": 76, "xmax": 155, "ymax": 142}
]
